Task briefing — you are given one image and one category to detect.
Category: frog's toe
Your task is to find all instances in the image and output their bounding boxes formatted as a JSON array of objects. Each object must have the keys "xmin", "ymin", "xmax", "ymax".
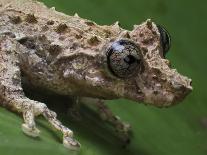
[
  {"xmin": 63, "ymin": 136, "xmax": 81, "ymax": 150},
  {"xmin": 122, "ymin": 123, "xmax": 132, "ymax": 133},
  {"xmin": 22, "ymin": 123, "xmax": 40, "ymax": 137},
  {"xmin": 115, "ymin": 122, "xmax": 132, "ymax": 135}
]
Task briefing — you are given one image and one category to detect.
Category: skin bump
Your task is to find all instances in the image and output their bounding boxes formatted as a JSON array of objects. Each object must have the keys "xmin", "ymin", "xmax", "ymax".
[
  {"xmin": 48, "ymin": 45, "xmax": 62, "ymax": 55},
  {"xmin": 25, "ymin": 14, "xmax": 38, "ymax": 23},
  {"xmin": 87, "ymin": 36, "xmax": 100, "ymax": 46},
  {"xmin": 47, "ymin": 20, "xmax": 54, "ymax": 25},
  {"xmin": 55, "ymin": 23, "xmax": 68, "ymax": 33},
  {"xmin": 9, "ymin": 15, "xmax": 22, "ymax": 24}
]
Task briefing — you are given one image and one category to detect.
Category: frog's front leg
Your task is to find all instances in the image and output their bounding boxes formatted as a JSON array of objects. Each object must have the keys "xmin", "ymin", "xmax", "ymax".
[
  {"xmin": 0, "ymin": 36, "xmax": 80, "ymax": 150},
  {"xmin": 80, "ymin": 97, "xmax": 131, "ymax": 144}
]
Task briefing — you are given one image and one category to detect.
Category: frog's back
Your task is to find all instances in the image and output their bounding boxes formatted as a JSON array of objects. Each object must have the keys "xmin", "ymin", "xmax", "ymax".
[
  {"xmin": 0, "ymin": 0, "xmax": 81, "ymax": 24},
  {"xmin": 0, "ymin": 0, "xmax": 122, "ymax": 39}
]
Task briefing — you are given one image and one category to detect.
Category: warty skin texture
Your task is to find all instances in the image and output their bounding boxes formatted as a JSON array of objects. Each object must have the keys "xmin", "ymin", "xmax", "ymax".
[
  {"xmin": 0, "ymin": 0, "xmax": 192, "ymax": 106},
  {"xmin": 0, "ymin": 0, "xmax": 192, "ymax": 150}
]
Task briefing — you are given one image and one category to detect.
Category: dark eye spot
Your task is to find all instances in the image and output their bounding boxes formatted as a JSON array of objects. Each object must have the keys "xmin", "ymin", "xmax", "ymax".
[
  {"xmin": 157, "ymin": 25, "xmax": 171, "ymax": 57},
  {"xmin": 107, "ymin": 39, "xmax": 142, "ymax": 78},
  {"xmin": 124, "ymin": 55, "xmax": 137, "ymax": 64}
]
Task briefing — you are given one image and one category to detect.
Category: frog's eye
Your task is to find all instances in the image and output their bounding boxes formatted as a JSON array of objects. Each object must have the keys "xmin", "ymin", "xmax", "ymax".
[
  {"xmin": 157, "ymin": 25, "xmax": 171, "ymax": 57},
  {"xmin": 106, "ymin": 39, "xmax": 142, "ymax": 78}
]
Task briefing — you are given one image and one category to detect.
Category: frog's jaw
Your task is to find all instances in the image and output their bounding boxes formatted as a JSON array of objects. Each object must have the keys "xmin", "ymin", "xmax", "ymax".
[
  {"xmin": 133, "ymin": 67, "xmax": 192, "ymax": 107},
  {"xmin": 110, "ymin": 65, "xmax": 192, "ymax": 107}
]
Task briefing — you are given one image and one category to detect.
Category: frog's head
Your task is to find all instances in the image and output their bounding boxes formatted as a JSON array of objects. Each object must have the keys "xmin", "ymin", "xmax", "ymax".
[
  {"xmin": 61, "ymin": 19, "xmax": 192, "ymax": 107},
  {"xmin": 97, "ymin": 19, "xmax": 192, "ymax": 107}
]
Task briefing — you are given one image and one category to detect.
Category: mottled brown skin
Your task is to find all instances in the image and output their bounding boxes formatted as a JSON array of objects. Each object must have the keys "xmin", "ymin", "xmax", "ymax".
[{"xmin": 0, "ymin": 0, "xmax": 192, "ymax": 150}]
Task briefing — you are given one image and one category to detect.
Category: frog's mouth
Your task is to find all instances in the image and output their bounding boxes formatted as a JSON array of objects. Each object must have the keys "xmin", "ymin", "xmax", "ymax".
[
  {"xmin": 122, "ymin": 68, "xmax": 193, "ymax": 107},
  {"xmin": 137, "ymin": 77, "xmax": 192, "ymax": 107}
]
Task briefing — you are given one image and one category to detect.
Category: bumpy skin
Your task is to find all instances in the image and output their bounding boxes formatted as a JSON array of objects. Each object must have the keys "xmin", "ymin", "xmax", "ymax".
[{"xmin": 0, "ymin": 0, "xmax": 192, "ymax": 150}]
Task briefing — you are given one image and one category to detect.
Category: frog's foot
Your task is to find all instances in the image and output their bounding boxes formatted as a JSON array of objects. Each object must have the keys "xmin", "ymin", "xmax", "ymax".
[
  {"xmin": 102, "ymin": 115, "xmax": 132, "ymax": 145},
  {"xmin": 113, "ymin": 117, "xmax": 132, "ymax": 144},
  {"xmin": 97, "ymin": 101, "xmax": 132, "ymax": 143},
  {"xmin": 42, "ymin": 107, "xmax": 81, "ymax": 150},
  {"xmin": 80, "ymin": 97, "xmax": 132, "ymax": 145},
  {"xmin": 21, "ymin": 108, "xmax": 40, "ymax": 137},
  {"xmin": 13, "ymin": 99, "xmax": 81, "ymax": 150},
  {"xmin": 22, "ymin": 123, "xmax": 40, "ymax": 137},
  {"xmin": 63, "ymin": 136, "xmax": 81, "ymax": 150}
]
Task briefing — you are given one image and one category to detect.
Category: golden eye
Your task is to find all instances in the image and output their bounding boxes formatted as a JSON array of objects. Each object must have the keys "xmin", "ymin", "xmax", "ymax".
[{"xmin": 106, "ymin": 39, "xmax": 142, "ymax": 78}]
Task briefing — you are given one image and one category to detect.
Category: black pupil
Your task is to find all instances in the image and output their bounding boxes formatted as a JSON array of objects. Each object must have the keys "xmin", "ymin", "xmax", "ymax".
[{"xmin": 124, "ymin": 55, "xmax": 136, "ymax": 64}]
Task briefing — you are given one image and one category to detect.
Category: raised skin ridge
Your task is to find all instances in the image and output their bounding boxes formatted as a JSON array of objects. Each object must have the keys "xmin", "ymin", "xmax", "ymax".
[{"xmin": 0, "ymin": 0, "xmax": 122, "ymax": 40}]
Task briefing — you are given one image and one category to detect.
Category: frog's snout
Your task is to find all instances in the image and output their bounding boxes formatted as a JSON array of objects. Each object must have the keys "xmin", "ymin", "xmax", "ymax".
[
  {"xmin": 133, "ymin": 67, "xmax": 193, "ymax": 107},
  {"xmin": 171, "ymin": 78, "xmax": 192, "ymax": 90},
  {"xmin": 169, "ymin": 75, "xmax": 192, "ymax": 104}
]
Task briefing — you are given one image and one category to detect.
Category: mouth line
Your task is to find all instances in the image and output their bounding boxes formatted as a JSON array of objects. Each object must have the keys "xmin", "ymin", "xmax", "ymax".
[{"xmin": 133, "ymin": 74, "xmax": 192, "ymax": 106}]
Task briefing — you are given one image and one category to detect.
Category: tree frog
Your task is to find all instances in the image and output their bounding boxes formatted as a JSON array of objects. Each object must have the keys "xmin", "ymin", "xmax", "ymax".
[{"xmin": 0, "ymin": 0, "xmax": 192, "ymax": 150}]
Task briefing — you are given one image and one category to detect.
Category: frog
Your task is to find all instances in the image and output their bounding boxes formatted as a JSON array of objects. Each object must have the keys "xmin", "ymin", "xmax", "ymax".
[{"xmin": 0, "ymin": 0, "xmax": 192, "ymax": 151}]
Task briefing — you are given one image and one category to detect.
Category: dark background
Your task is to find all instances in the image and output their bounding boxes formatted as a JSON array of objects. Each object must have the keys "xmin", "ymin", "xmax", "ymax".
[{"xmin": 0, "ymin": 0, "xmax": 207, "ymax": 155}]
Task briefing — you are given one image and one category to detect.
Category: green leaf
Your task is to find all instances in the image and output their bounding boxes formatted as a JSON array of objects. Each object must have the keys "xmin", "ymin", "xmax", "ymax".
[{"xmin": 1, "ymin": 0, "xmax": 207, "ymax": 155}]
